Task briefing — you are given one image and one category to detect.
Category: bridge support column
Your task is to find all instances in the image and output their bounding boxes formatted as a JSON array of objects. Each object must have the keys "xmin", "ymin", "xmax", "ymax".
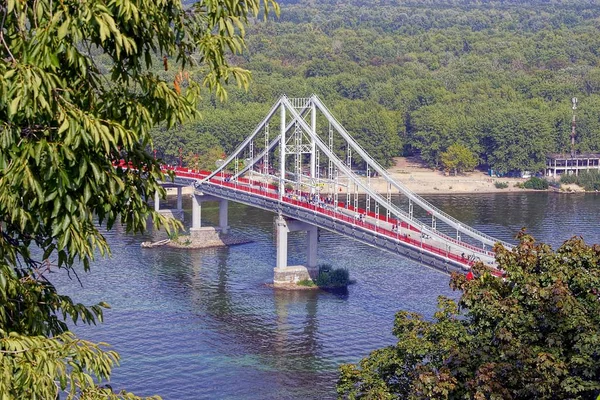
[
  {"xmin": 275, "ymin": 216, "xmax": 289, "ymax": 270},
  {"xmin": 306, "ymin": 224, "xmax": 318, "ymax": 268},
  {"xmin": 191, "ymin": 193, "xmax": 202, "ymax": 230},
  {"xmin": 219, "ymin": 199, "xmax": 229, "ymax": 234},
  {"xmin": 273, "ymin": 215, "xmax": 318, "ymax": 287},
  {"xmin": 176, "ymin": 187, "xmax": 183, "ymax": 211},
  {"xmin": 152, "ymin": 187, "xmax": 184, "ymax": 221},
  {"xmin": 154, "ymin": 190, "xmax": 160, "ymax": 212}
]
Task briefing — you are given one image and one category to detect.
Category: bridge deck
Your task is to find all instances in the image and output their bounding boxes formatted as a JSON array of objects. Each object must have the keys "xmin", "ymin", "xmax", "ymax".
[{"xmin": 164, "ymin": 166, "xmax": 502, "ymax": 276}]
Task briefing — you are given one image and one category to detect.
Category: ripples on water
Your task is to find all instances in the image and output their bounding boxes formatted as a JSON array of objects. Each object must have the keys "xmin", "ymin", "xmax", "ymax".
[{"xmin": 51, "ymin": 192, "xmax": 600, "ymax": 399}]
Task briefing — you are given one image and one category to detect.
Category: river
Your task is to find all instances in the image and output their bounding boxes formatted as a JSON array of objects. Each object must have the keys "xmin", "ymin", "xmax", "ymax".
[{"xmin": 52, "ymin": 192, "xmax": 600, "ymax": 399}]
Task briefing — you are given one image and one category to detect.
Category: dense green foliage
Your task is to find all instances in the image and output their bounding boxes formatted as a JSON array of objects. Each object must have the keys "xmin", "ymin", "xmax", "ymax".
[
  {"xmin": 337, "ymin": 233, "xmax": 600, "ymax": 399},
  {"xmin": 440, "ymin": 144, "xmax": 477, "ymax": 175},
  {"xmin": 522, "ymin": 176, "xmax": 550, "ymax": 190},
  {"xmin": 560, "ymin": 170, "xmax": 600, "ymax": 191},
  {"xmin": 0, "ymin": 0, "xmax": 277, "ymax": 397},
  {"xmin": 315, "ymin": 264, "xmax": 351, "ymax": 288},
  {"xmin": 153, "ymin": 0, "xmax": 600, "ymax": 174}
]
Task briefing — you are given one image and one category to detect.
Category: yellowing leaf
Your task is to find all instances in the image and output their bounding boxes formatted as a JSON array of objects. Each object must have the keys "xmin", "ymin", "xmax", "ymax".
[{"xmin": 57, "ymin": 19, "xmax": 70, "ymax": 40}]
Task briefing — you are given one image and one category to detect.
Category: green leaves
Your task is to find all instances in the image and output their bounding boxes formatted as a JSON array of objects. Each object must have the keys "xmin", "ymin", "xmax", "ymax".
[
  {"xmin": 339, "ymin": 234, "xmax": 600, "ymax": 399},
  {"xmin": 0, "ymin": 0, "xmax": 279, "ymax": 397},
  {"xmin": 0, "ymin": 330, "xmax": 160, "ymax": 399},
  {"xmin": 440, "ymin": 144, "xmax": 478, "ymax": 176}
]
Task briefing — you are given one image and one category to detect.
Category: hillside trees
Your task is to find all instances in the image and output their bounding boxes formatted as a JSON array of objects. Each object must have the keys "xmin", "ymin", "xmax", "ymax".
[
  {"xmin": 163, "ymin": 0, "xmax": 600, "ymax": 175},
  {"xmin": 338, "ymin": 233, "xmax": 600, "ymax": 399},
  {"xmin": 0, "ymin": 0, "xmax": 277, "ymax": 397},
  {"xmin": 332, "ymin": 100, "xmax": 403, "ymax": 168},
  {"xmin": 481, "ymin": 105, "xmax": 555, "ymax": 174},
  {"xmin": 441, "ymin": 144, "xmax": 478, "ymax": 175}
]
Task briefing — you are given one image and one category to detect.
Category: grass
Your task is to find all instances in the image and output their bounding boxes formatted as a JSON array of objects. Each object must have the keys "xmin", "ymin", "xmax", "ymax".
[{"xmin": 297, "ymin": 279, "xmax": 316, "ymax": 287}]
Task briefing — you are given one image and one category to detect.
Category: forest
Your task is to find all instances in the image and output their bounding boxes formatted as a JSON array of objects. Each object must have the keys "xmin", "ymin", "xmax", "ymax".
[{"xmin": 154, "ymin": 0, "xmax": 600, "ymax": 175}]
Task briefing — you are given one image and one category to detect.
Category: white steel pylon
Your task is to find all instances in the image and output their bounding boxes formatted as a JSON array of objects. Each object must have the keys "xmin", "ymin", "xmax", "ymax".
[{"xmin": 202, "ymin": 95, "xmax": 512, "ymax": 252}]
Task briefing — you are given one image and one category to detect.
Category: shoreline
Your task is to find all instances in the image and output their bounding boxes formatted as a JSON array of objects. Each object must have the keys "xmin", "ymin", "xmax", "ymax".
[{"xmin": 165, "ymin": 157, "xmax": 588, "ymax": 196}]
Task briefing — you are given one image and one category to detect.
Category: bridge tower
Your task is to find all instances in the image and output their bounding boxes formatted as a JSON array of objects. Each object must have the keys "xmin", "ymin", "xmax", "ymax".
[{"xmin": 186, "ymin": 94, "xmax": 512, "ymax": 279}]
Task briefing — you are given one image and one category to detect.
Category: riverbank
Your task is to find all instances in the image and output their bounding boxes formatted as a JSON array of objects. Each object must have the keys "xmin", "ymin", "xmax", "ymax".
[
  {"xmin": 165, "ymin": 156, "xmax": 585, "ymax": 196},
  {"xmin": 367, "ymin": 157, "xmax": 527, "ymax": 194}
]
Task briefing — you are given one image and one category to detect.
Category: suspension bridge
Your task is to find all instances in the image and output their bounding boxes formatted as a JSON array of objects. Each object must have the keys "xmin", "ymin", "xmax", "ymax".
[{"xmin": 151, "ymin": 95, "xmax": 511, "ymax": 285}]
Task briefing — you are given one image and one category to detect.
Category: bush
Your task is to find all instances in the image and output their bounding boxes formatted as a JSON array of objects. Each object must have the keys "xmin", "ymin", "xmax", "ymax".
[
  {"xmin": 560, "ymin": 173, "xmax": 578, "ymax": 184},
  {"xmin": 523, "ymin": 177, "xmax": 549, "ymax": 190},
  {"xmin": 494, "ymin": 181, "xmax": 509, "ymax": 189},
  {"xmin": 315, "ymin": 264, "xmax": 351, "ymax": 288},
  {"xmin": 560, "ymin": 170, "xmax": 600, "ymax": 191},
  {"xmin": 548, "ymin": 180, "xmax": 560, "ymax": 189}
]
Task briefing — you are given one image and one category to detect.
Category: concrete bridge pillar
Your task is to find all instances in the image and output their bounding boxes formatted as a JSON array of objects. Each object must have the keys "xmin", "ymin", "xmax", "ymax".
[
  {"xmin": 152, "ymin": 187, "xmax": 184, "ymax": 221},
  {"xmin": 154, "ymin": 190, "xmax": 161, "ymax": 212},
  {"xmin": 191, "ymin": 193, "xmax": 202, "ymax": 230},
  {"xmin": 176, "ymin": 187, "xmax": 183, "ymax": 211},
  {"xmin": 306, "ymin": 224, "xmax": 318, "ymax": 269},
  {"xmin": 273, "ymin": 215, "xmax": 319, "ymax": 287},
  {"xmin": 219, "ymin": 199, "xmax": 229, "ymax": 234},
  {"xmin": 275, "ymin": 216, "xmax": 289, "ymax": 269}
]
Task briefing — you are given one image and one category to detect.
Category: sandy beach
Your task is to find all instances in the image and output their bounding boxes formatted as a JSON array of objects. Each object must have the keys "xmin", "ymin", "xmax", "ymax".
[
  {"xmin": 367, "ymin": 156, "xmax": 529, "ymax": 194},
  {"xmin": 166, "ymin": 156, "xmax": 566, "ymax": 196}
]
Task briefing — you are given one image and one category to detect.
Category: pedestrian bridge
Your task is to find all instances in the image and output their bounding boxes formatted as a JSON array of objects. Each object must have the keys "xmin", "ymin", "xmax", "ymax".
[{"xmin": 152, "ymin": 95, "xmax": 510, "ymax": 281}]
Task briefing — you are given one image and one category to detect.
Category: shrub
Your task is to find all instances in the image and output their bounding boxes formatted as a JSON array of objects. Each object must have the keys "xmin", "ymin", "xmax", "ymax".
[
  {"xmin": 494, "ymin": 181, "xmax": 509, "ymax": 189},
  {"xmin": 315, "ymin": 264, "xmax": 351, "ymax": 288},
  {"xmin": 560, "ymin": 174, "xmax": 578, "ymax": 184},
  {"xmin": 523, "ymin": 177, "xmax": 549, "ymax": 190},
  {"xmin": 564, "ymin": 170, "xmax": 600, "ymax": 191},
  {"xmin": 548, "ymin": 180, "xmax": 560, "ymax": 189}
]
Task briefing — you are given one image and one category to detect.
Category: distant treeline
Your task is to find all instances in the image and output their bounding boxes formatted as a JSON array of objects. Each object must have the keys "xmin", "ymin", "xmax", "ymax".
[{"xmin": 154, "ymin": 0, "xmax": 600, "ymax": 174}]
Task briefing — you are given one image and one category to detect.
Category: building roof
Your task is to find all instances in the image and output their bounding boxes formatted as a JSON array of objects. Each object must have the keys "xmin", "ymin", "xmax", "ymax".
[{"xmin": 547, "ymin": 152, "xmax": 600, "ymax": 160}]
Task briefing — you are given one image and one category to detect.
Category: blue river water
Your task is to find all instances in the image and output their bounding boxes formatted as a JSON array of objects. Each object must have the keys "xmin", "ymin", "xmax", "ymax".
[{"xmin": 51, "ymin": 192, "xmax": 600, "ymax": 399}]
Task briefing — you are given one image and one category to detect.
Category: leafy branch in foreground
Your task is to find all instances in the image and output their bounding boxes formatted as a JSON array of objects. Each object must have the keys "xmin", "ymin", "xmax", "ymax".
[
  {"xmin": 338, "ymin": 232, "xmax": 600, "ymax": 399},
  {"xmin": 0, "ymin": 0, "xmax": 278, "ymax": 397},
  {"xmin": 0, "ymin": 331, "xmax": 162, "ymax": 399}
]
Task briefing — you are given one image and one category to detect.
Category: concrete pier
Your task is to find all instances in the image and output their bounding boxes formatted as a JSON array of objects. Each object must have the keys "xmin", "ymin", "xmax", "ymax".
[
  {"xmin": 189, "ymin": 193, "xmax": 229, "ymax": 235},
  {"xmin": 154, "ymin": 188, "xmax": 184, "ymax": 220},
  {"xmin": 273, "ymin": 215, "xmax": 319, "ymax": 287},
  {"xmin": 152, "ymin": 187, "xmax": 228, "ymax": 231}
]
